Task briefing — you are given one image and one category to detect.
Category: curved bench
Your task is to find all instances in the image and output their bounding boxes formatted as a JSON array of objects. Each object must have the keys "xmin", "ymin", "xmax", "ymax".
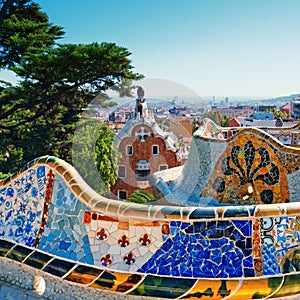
[{"xmin": 0, "ymin": 117, "xmax": 299, "ymax": 298}]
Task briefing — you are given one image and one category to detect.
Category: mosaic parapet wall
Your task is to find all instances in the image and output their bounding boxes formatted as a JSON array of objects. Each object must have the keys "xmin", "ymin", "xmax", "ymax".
[
  {"xmin": 1, "ymin": 156, "xmax": 300, "ymax": 298},
  {"xmin": 155, "ymin": 118, "xmax": 300, "ymax": 206}
]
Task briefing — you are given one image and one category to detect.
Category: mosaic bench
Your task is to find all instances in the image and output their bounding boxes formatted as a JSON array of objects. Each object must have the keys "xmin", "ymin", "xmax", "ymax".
[{"xmin": 0, "ymin": 119, "xmax": 300, "ymax": 299}]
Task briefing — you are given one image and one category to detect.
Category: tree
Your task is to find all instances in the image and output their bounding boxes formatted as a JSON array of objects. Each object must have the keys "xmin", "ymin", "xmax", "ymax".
[
  {"xmin": 203, "ymin": 111, "xmax": 230, "ymax": 127},
  {"xmin": 0, "ymin": 0, "xmax": 64, "ymax": 67},
  {"xmin": 192, "ymin": 118, "xmax": 199, "ymax": 132},
  {"xmin": 177, "ymin": 140, "xmax": 189, "ymax": 153},
  {"xmin": 95, "ymin": 124, "xmax": 120, "ymax": 193},
  {"xmin": 72, "ymin": 119, "xmax": 120, "ymax": 194},
  {"xmin": 0, "ymin": 1, "xmax": 142, "ymax": 175},
  {"xmin": 267, "ymin": 108, "xmax": 291, "ymax": 120},
  {"xmin": 0, "ymin": 0, "xmax": 14, "ymax": 26}
]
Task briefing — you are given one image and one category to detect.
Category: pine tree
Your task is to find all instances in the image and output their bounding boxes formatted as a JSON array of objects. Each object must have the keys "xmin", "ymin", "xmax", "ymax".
[{"xmin": 0, "ymin": 1, "xmax": 142, "ymax": 175}]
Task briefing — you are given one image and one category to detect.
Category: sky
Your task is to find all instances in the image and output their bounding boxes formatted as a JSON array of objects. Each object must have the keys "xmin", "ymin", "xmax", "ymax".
[{"xmin": 2, "ymin": 0, "xmax": 300, "ymax": 99}]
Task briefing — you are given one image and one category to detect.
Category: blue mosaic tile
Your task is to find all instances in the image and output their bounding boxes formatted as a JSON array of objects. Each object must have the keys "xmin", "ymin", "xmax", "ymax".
[
  {"xmin": 189, "ymin": 208, "xmax": 216, "ymax": 219},
  {"xmin": 243, "ymin": 256, "xmax": 254, "ymax": 268},
  {"xmin": 232, "ymin": 220, "xmax": 252, "ymax": 237},
  {"xmin": 262, "ymin": 244, "xmax": 279, "ymax": 275},
  {"xmin": 244, "ymin": 268, "xmax": 255, "ymax": 277},
  {"xmin": 224, "ymin": 207, "xmax": 249, "ymax": 218},
  {"xmin": 138, "ymin": 220, "xmax": 254, "ymax": 278},
  {"xmin": 37, "ymin": 175, "xmax": 93, "ymax": 265},
  {"xmin": 0, "ymin": 167, "xmax": 47, "ymax": 246}
]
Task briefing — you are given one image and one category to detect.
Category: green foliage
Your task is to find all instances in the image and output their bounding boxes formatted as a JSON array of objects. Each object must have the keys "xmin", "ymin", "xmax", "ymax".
[
  {"xmin": 128, "ymin": 190, "xmax": 156, "ymax": 204},
  {"xmin": 0, "ymin": 172, "xmax": 10, "ymax": 180},
  {"xmin": 267, "ymin": 108, "xmax": 291, "ymax": 119},
  {"xmin": 0, "ymin": 0, "xmax": 64, "ymax": 68},
  {"xmin": 204, "ymin": 111, "xmax": 231, "ymax": 127},
  {"xmin": 72, "ymin": 119, "xmax": 120, "ymax": 194},
  {"xmin": 0, "ymin": 0, "xmax": 142, "ymax": 177},
  {"xmin": 192, "ymin": 118, "xmax": 199, "ymax": 132},
  {"xmin": 95, "ymin": 124, "xmax": 120, "ymax": 192},
  {"xmin": 111, "ymin": 78, "xmax": 138, "ymax": 98},
  {"xmin": 93, "ymin": 93, "xmax": 117, "ymax": 108}
]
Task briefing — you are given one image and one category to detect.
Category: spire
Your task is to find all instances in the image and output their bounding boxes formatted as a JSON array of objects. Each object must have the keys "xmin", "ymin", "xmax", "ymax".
[
  {"xmin": 137, "ymin": 86, "xmax": 144, "ymax": 100},
  {"xmin": 135, "ymin": 86, "xmax": 147, "ymax": 119}
]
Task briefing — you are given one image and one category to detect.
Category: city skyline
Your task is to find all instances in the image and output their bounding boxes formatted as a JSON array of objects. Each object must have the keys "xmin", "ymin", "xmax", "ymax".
[{"xmin": 2, "ymin": 0, "xmax": 300, "ymax": 99}]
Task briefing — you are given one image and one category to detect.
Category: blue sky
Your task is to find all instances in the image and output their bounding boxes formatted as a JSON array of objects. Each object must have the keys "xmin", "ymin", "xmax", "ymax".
[{"xmin": 3, "ymin": 0, "xmax": 300, "ymax": 99}]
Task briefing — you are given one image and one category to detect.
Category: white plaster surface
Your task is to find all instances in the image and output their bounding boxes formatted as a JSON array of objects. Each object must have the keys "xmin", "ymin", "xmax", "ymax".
[{"xmin": 161, "ymin": 137, "xmax": 227, "ymax": 206}]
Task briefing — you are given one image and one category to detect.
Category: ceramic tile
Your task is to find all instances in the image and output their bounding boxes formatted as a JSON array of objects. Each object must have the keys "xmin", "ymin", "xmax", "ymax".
[{"xmin": 0, "ymin": 124, "xmax": 300, "ymax": 299}]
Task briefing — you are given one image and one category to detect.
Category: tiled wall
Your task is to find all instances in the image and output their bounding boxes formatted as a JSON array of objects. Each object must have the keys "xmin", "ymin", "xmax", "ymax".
[
  {"xmin": 0, "ymin": 145, "xmax": 299, "ymax": 298},
  {"xmin": 166, "ymin": 119, "xmax": 300, "ymax": 206},
  {"xmin": 0, "ymin": 165, "xmax": 48, "ymax": 247}
]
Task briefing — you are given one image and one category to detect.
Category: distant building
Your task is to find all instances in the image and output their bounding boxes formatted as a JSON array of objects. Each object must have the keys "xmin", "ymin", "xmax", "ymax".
[
  {"xmin": 228, "ymin": 118, "xmax": 241, "ymax": 127},
  {"xmin": 237, "ymin": 117, "xmax": 275, "ymax": 127},
  {"xmin": 256, "ymin": 105, "xmax": 276, "ymax": 112},
  {"xmin": 168, "ymin": 106, "xmax": 189, "ymax": 115},
  {"xmin": 170, "ymin": 119, "xmax": 193, "ymax": 144},
  {"xmin": 291, "ymin": 97, "xmax": 300, "ymax": 119},
  {"xmin": 253, "ymin": 111, "xmax": 274, "ymax": 120},
  {"xmin": 211, "ymin": 107, "xmax": 253, "ymax": 118},
  {"xmin": 110, "ymin": 87, "xmax": 183, "ymax": 200},
  {"xmin": 280, "ymin": 102, "xmax": 292, "ymax": 115},
  {"xmin": 109, "ymin": 110, "xmax": 133, "ymax": 123}
]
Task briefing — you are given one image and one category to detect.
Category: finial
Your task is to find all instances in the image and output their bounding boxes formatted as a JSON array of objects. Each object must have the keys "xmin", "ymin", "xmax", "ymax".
[{"xmin": 137, "ymin": 86, "xmax": 145, "ymax": 99}]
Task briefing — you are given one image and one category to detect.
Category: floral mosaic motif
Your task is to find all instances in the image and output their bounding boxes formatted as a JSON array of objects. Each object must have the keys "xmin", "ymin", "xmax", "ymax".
[
  {"xmin": 101, "ymin": 254, "xmax": 112, "ymax": 266},
  {"xmin": 118, "ymin": 234, "xmax": 129, "ymax": 247},
  {"xmin": 214, "ymin": 141, "xmax": 279, "ymax": 203},
  {"xmin": 96, "ymin": 228, "xmax": 108, "ymax": 240},
  {"xmin": 124, "ymin": 252, "xmax": 135, "ymax": 265},
  {"xmin": 202, "ymin": 138, "xmax": 289, "ymax": 205},
  {"xmin": 139, "ymin": 233, "xmax": 151, "ymax": 246},
  {"xmin": 260, "ymin": 217, "xmax": 278, "ymax": 244}
]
